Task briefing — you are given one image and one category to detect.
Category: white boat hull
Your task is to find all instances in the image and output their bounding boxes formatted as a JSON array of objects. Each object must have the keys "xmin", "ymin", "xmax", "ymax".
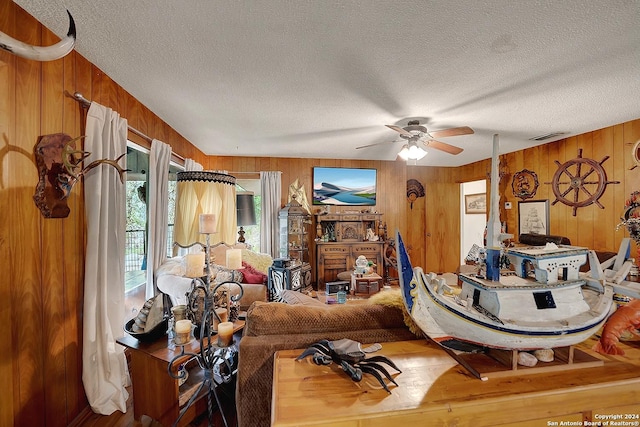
[{"xmin": 397, "ymin": 233, "xmax": 614, "ymax": 351}]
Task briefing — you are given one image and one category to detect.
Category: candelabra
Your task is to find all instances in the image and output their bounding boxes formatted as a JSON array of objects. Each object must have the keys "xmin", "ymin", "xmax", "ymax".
[{"xmin": 168, "ymin": 230, "xmax": 244, "ymax": 427}]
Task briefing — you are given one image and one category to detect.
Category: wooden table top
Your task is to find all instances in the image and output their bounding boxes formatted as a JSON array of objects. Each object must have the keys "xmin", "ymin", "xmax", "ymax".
[{"xmin": 271, "ymin": 338, "xmax": 640, "ymax": 427}]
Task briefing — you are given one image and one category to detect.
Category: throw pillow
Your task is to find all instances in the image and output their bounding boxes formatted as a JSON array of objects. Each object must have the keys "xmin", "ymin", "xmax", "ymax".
[
  {"xmin": 241, "ymin": 261, "xmax": 267, "ymax": 284},
  {"xmin": 210, "ymin": 263, "xmax": 244, "ymax": 285},
  {"xmin": 280, "ymin": 289, "xmax": 324, "ymax": 306},
  {"xmin": 241, "ymin": 249, "xmax": 273, "ymax": 274}
]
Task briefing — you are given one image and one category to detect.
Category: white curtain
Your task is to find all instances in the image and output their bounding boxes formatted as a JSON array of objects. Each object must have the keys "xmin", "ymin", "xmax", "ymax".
[
  {"xmin": 260, "ymin": 171, "xmax": 282, "ymax": 258},
  {"xmin": 184, "ymin": 158, "xmax": 203, "ymax": 171},
  {"xmin": 82, "ymin": 102, "xmax": 131, "ymax": 415},
  {"xmin": 146, "ymin": 139, "xmax": 172, "ymax": 299}
]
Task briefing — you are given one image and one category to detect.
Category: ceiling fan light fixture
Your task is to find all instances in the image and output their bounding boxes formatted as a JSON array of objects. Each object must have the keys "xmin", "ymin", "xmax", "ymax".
[{"xmin": 398, "ymin": 142, "xmax": 427, "ymax": 161}]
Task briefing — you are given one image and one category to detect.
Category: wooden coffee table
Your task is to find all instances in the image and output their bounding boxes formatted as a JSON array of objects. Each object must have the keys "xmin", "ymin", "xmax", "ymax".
[{"xmin": 271, "ymin": 338, "xmax": 640, "ymax": 426}]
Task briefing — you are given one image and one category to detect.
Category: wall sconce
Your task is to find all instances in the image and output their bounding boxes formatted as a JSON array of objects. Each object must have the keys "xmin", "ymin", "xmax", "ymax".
[
  {"xmin": 236, "ymin": 192, "xmax": 257, "ymax": 243},
  {"xmin": 174, "ymin": 171, "xmax": 237, "ymax": 251}
]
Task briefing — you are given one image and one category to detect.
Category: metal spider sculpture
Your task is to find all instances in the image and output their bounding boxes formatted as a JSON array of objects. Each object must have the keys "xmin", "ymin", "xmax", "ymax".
[{"xmin": 296, "ymin": 339, "xmax": 401, "ymax": 393}]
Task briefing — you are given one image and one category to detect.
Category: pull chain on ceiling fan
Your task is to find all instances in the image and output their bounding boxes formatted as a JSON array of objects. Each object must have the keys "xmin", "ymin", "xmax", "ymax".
[{"xmin": 356, "ymin": 120, "xmax": 474, "ymax": 161}]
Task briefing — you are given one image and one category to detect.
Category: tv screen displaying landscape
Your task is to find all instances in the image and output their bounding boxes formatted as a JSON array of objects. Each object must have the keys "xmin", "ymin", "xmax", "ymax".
[{"xmin": 312, "ymin": 167, "xmax": 377, "ymax": 206}]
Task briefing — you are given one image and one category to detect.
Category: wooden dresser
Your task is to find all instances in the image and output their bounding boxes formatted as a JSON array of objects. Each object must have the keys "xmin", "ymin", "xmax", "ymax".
[{"xmin": 315, "ymin": 212, "xmax": 384, "ymax": 290}]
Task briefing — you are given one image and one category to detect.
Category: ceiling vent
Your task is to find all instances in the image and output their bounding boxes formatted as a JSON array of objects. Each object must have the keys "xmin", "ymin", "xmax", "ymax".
[{"xmin": 528, "ymin": 132, "xmax": 567, "ymax": 141}]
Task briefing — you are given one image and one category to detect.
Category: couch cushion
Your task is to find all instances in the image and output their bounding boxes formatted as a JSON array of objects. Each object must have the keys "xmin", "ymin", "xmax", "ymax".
[
  {"xmin": 244, "ymin": 300, "xmax": 407, "ymax": 337},
  {"xmin": 280, "ymin": 290, "xmax": 324, "ymax": 306}
]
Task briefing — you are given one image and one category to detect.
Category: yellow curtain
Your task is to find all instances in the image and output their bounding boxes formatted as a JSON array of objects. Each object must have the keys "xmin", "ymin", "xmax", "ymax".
[{"xmin": 174, "ymin": 171, "xmax": 237, "ymax": 247}]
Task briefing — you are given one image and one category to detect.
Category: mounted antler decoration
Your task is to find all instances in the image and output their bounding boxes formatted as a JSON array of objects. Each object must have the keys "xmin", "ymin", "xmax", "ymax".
[
  {"xmin": 0, "ymin": 10, "xmax": 76, "ymax": 61},
  {"xmin": 33, "ymin": 133, "xmax": 127, "ymax": 218}
]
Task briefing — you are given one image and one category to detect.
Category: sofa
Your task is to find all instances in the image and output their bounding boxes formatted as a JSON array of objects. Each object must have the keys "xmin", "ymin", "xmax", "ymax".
[
  {"xmin": 236, "ymin": 292, "xmax": 419, "ymax": 427},
  {"xmin": 156, "ymin": 242, "xmax": 272, "ymax": 311}
]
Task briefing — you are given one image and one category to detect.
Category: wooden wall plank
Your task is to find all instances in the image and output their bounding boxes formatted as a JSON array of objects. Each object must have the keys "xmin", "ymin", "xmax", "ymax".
[
  {"xmin": 40, "ymin": 26, "xmax": 69, "ymax": 427},
  {"xmin": 13, "ymin": 5, "xmax": 46, "ymax": 425},
  {"xmin": 0, "ymin": 3, "xmax": 15, "ymax": 425}
]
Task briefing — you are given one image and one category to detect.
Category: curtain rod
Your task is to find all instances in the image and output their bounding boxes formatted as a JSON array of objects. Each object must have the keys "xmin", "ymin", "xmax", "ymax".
[{"xmin": 65, "ymin": 90, "xmax": 186, "ymax": 163}]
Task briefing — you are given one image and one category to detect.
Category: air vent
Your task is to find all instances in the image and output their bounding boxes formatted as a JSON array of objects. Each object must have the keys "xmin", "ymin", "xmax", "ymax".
[{"xmin": 529, "ymin": 132, "xmax": 567, "ymax": 141}]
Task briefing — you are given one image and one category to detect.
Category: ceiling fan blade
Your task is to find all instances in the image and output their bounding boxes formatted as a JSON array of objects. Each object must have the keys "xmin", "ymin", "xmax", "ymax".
[
  {"xmin": 356, "ymin": 140, "xmax": 395, "ymax": 150},
  {"xmin": 429, "ymin": 126, "xmax": 474, "ymax": 139},
  {"xmin": 424, "ymin": 139, "xmax": 464, "ymax": 155},
  {"xmin": 386, "ymin": 124, "xmax": 413, "ymax": 137}
]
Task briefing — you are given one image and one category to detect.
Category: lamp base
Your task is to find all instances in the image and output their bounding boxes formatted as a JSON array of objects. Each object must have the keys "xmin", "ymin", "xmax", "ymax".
[{"xmin": 238, "ymin": 226, "xmax": 246, "ymax": 243}]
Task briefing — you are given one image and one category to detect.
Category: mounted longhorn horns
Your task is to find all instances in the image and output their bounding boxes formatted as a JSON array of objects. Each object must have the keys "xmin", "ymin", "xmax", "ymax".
[{"xmin": 0, "ymin": 10, "xmax": 76, "ymax": 61}]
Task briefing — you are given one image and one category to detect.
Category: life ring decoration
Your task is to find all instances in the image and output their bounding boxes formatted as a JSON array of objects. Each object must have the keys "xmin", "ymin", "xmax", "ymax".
[
  {"xmin": 546, "ymin": 148, "xmax": 620, "ymax": 216},
  {"xmin": 511, "ymin": 169, "xmax": 539, "ymax": 200}
]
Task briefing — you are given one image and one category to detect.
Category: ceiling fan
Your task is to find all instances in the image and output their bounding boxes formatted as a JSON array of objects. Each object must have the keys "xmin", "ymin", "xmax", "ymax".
[{"xmin": 356, "ymin": 120, "xmax": 474, "ymax": 160}]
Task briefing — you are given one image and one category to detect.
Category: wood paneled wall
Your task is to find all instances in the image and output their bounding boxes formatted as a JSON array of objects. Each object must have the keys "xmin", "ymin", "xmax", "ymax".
[
  {"xmin": 2, "ymin": 0, "xmax": 640, "ymax": 425},
  {"xmin": 205, "ymin": 115, "xmax": 640, "ymax": 274},
  {"xmin": 0, "ymin": 2, "xmax": 206, "ymax": 425}
]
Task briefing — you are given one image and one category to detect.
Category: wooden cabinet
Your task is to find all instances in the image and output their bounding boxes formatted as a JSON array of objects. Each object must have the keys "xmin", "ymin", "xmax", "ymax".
[
  {"xmin": 316, "ymin": 242, "xmax": 384, "ymax": 289},
  {"xmin": 314, "ymin": 212, "xmax": 385, "ymax": 289},
  {"xmin": 279, "ymin": 198, "xmax": 311, "ymax": 263},
  {"xmin": 316, "ymin": 212, "xmax": 384, "ymax": 290},
  {"xmin": 268, "ymin": 262, "xmax": 313, "ymax": 300}
]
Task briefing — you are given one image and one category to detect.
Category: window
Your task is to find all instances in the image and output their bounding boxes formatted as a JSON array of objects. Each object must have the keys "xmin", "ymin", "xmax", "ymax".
[
  {"xmin": 236, "ymin": 178, "xmax": 261, "ymax": 251},
  {"xmin": 124, "ymin": 142, "xmax": 182, "ymax": 319}
]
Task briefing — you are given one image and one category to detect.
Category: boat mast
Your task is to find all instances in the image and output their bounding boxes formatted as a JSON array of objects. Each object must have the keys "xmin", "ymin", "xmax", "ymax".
[{"xmin": 485, "ymin": 134, "xmax": 513, "ymax": 279}]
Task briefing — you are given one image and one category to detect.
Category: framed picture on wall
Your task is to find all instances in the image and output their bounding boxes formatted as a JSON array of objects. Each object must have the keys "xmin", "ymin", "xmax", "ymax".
[
  {"xmin": 518, "ymin": 200, "xmax": 549, "ymax": 235},
  {"xmin": 465, "ymin": 193, "xmax": 486, "ymax": 214}
]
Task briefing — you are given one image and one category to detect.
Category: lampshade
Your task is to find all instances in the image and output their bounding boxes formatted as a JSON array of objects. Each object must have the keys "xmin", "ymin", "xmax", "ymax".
[
  {"xmin": 398, "ymin": 142, "xmax": 427, "ymax": 161},
  {"xmin": 174, "ymin": 171, "xmax": 237, "ymax": 248},
  {"xmin": 236, "ymin": 192, "xmax": 257, "ymax": 226}
]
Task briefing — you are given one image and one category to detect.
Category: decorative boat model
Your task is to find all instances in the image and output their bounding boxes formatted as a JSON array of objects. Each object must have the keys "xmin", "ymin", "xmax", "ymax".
[
  {"xmin": 397, "ymin": 232, "xmax": 620, "ymax": 350},
  {"xmin": 398, "ymin": 134, "xmax": 639, "ymax": 352}
]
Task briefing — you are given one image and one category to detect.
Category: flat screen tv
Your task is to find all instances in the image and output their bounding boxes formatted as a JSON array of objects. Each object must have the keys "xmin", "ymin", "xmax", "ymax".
[{"xmin": 313, "ymin": 167, "xmax": 377, "ymax": 206}]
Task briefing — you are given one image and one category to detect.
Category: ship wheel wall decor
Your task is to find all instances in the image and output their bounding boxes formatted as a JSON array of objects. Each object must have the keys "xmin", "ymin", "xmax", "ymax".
[{"xmin": 546, "ymin": 148, "xmax": 620, "ymax": 216}]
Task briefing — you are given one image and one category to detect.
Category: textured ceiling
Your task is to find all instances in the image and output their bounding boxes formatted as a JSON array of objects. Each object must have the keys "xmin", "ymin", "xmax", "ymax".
[{"xmin": 13, "ymin": 0, "xmax": 640, "ymax": 166}]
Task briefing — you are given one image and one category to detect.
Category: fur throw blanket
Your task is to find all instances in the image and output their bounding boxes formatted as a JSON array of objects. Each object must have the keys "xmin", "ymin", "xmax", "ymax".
[{"xmin": 368, "ymin": 288, "xmax": 423, "ymax": 338}]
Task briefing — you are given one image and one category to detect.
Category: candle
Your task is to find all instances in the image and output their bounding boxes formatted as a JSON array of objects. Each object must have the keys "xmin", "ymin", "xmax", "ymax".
[
  {"xmin": 212, "ymin": 307, "xmax": 228, "ymax": 329},
  {"xmin": 184, "ymin": 252, "xmax": 205, "ymax": 277},
  {"xmin": 199, "ymin": 213, "xmax": 217, "ymax": 234},
  {"xmin": 174, "ymin": 319, "xmax": 192, "ymax": 345},
  {"xmin": 171, "ymin": 304, "xmax": 187, "ymax": 321},
  {"xmin": 217, "ymin": 321, "xmax": 234, "ymax": 347},
  {"xmin": 226, "ymin": 248, "xmax": 242, "ymax": 270}
]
